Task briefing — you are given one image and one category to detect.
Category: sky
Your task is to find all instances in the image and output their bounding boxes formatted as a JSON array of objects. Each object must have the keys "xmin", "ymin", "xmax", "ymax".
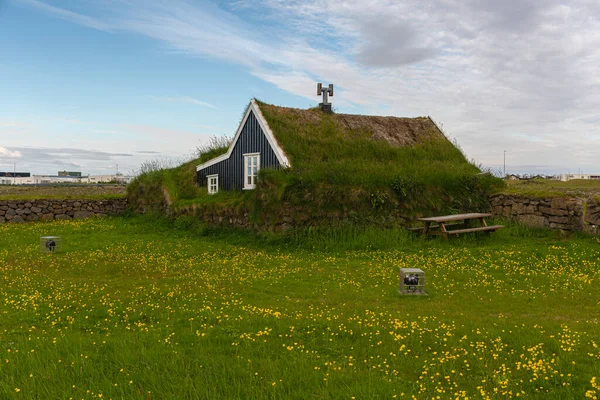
[{"xmin": 1, "ymin": 0, "xmax": 599, "ymax": 176}]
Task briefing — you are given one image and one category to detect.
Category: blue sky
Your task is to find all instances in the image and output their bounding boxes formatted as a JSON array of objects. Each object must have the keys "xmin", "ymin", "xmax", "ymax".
[{"xmin": 1, "ymin": 0, "xmax": 599, "ymax": 176}]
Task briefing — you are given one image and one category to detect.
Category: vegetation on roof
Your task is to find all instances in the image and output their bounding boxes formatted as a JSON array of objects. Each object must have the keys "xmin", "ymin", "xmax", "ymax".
[
  {"xmin": 257, "ymin": 101, "xmax": 480, "ymax": 187},
  {"xmin": 127, "ymin": 142, "xmax": 230, "ymax": 212},
  {"xmin": 128, "ymin": 100, "xmax": 503, "ymax": 222}
]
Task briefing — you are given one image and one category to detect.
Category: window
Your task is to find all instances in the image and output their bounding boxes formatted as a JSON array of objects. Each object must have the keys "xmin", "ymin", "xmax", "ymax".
[
  {"xmin": 207, "ymin": 174, "xmax": 218, "ymax": 194},
  {"xmin": 243, "ymin": 153, "xmax": 260, "ymax": 189}
]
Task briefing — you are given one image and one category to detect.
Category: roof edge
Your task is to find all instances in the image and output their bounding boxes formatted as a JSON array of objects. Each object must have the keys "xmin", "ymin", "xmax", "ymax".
[
  {"xmin": 427, "ymin": 116, "xmax": 452, "ymax": 143},
  {"xmin": 253, "ymin": 100, "xmax": 290, "ymax": 168}
]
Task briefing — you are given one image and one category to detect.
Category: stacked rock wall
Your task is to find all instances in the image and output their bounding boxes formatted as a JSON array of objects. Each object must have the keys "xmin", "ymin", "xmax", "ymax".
[
  {"xmin": 3, "ymin": 194, "xmax": 600, "ymax": 235},
  {"xmin": 490, "ymin": 194, "xmax": 600, "ymax": 234},
  {"xmin": 0, "ymin": 199, "xmax": 128, "ymax": 223},
  {"xmin": 174, "ymin": 203, "xmax": 408, "ymax": 233}
]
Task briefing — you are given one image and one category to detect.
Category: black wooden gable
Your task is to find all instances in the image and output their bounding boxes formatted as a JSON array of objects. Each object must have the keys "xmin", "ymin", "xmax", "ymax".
[{"xmin": 196, "ymin": 109, "xmax": 283, "ymax": 191}]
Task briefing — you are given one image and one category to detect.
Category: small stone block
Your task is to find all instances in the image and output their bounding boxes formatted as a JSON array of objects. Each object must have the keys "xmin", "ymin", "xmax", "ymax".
[
  {"xmin": 40, "ymin": 236, "xmax": 62, "ymax": 253},
  {"xmin": 399, "ymin": 268, "xmax": 427, "ymax": 296}
]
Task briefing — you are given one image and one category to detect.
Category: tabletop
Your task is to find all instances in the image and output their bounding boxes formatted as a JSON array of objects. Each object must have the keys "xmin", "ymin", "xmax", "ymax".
[{"xmin": 416, "ymin": 213, "xmax": 492, "ymax": 223}]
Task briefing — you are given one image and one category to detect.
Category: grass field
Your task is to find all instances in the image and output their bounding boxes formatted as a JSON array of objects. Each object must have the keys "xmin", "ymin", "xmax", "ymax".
[
  {"xmin": 0, "ymin": 185, "xmax": 127, "ymax": 200},
  {"xmin": 502, "ymin": 179, "xmax": 600, "ymax": 198},
  {"xmin": 1, "ymin": 217, "xmax": 599, "ymax": 399}
]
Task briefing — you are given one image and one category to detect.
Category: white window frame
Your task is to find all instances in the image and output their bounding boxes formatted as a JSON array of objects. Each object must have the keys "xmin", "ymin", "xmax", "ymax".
[
  {"xmin": 243, "ymin": 152, "xmax": 260, "ymax": 190},
  {"xmin": 207, "ymin": 174, "xmax": 219, "ymax": 194}
]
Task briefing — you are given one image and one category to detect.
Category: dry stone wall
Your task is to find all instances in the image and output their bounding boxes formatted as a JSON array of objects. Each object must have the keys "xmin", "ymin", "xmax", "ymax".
[
  {"xmin": 174, "ymin": 203, "xmax": 408, "ymax": 232},
  {"xmin": 490, "ymin": 194, "xmax": 600, "ymax": 234},
  {"xmin": 6, "ymin": 193, "xmax": 598, "ymax": 235},
  {"xmin": 170, "ymin": 195, "xmax": 600, "ymax": 234},
  {"xmin": 0, "ymin": 199, "xmax": 128, "ymax": 223}
]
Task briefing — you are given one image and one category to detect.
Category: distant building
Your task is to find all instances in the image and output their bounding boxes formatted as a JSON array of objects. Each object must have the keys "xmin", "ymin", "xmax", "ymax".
[
  {"xmin": 82, "ymin": 174, "xmax": 133, "ymax": 184},
  {"xmin": 560, "ymin": 174, "xmax": 600, "ymax": 182},
  {"xmin": 10, "ymin": 176, "xmax": 35, "ymax": 184},
  {"xmin": 0, "ymin": 172, "xmax": 30, "ymax": 177},
  {"xmin": 31, "ymin": 175, "xmax": 82, "ymax": 184},
  {"xmin": 0, "ymin": 172, "xmax": 31, "ymax": 185},
  {"xmin": 58, "ymin": 171, "xmax": 82, "ymax": 177},
  {"xmin": 3, "ymin": 174, "xmax": 133, "ymax": 185}
]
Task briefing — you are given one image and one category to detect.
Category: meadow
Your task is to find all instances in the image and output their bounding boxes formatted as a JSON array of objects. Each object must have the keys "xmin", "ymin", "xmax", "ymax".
[
  {"xmin": 1, "ymin": 216, "xmax": 599, "ymax": 399},
  {"xmin": 503, "ymin": 178, "xmax": 600, "ymax": 198},
  {"xmin": 0, "ymin": 185, "xmax": 126, "ymax": 201}
]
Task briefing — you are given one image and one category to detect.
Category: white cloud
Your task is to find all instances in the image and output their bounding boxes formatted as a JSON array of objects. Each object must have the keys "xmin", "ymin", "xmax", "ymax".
[
  {"xmin": 17, "ymin": 0, "xmax": 600, "ymax": 174},
  {"xmin": 0, "ymin": 146, "xmax": 22, "ymax": 158},
  {"xmin": 149, "ymin": 96, "xmax": 217, "ymax": 109},
  {"xmin": 17, "ymin": 0, "xmax": 112, "ymax": 31}
]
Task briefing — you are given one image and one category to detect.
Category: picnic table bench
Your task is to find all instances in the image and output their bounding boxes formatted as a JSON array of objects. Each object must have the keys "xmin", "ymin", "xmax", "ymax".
[{"xmin": 412, "ymin": 213, "xmax": 504, "ymax": 239}]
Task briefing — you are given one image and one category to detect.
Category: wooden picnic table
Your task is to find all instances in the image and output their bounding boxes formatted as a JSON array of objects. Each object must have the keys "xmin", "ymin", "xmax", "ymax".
[{"xmin": 415, "ymin": 213, "xmax": 504, "ymax": 239}]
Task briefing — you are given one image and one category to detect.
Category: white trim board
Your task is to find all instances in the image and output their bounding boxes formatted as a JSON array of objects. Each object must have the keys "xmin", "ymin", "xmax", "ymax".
[{"xmin": 196, "ymin": 99, "xmax": 291, "ymax": 171}]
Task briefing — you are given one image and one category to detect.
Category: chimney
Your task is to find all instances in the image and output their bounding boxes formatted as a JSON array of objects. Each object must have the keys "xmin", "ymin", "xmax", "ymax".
[{"xmin": 317, "ymin": 83, "xmax": 334, "ymax": 113}]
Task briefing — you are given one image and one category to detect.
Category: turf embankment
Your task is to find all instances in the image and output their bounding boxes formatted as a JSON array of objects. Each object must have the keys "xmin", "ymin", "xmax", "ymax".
[
  {"xmin": 127, "ymin": 101, "xmax": 503, "ymax": 225},
  {"xmin": 1, "ymin": 216, "xmax": 599, "ymax": 398}
]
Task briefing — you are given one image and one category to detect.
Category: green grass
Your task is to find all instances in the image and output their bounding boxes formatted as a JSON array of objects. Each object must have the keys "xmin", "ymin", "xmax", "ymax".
[
  {"xmin": 1, "ymin": 216, "xmax": 599, "ymax": 399},
  {"xmin": 501, "ymin": 179, "xmax": 600, "ymax": 198},
  {"xmin": 0, "ymin": 185, "xmax": 126, "ymax": 200}
]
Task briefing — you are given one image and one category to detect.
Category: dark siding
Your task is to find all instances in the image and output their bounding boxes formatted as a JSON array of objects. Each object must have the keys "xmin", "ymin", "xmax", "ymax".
[{"xmin": 197, "ymin": 111, "xmax": 281, "ymax": 191}]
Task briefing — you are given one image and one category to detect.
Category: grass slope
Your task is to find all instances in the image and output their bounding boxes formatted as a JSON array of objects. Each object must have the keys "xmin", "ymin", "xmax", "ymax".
[{"xmin": 1, "ymin": 216, "xmax": 599, "ymax": 399}]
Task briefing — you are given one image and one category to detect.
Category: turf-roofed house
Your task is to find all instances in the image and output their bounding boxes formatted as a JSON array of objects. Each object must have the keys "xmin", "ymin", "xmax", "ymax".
[
  {"xmin": 197, "ymin": 90, "xmax": 464, "ymax": 196},
  {"xmin": 194, "ymin": 84, "xmax": 497, "ymax": 229}
]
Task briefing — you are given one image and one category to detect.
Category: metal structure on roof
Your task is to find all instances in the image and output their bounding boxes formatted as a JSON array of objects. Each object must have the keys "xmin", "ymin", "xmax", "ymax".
[{"xmin": 317, "ymin": 83, "xmax": 334, "ymax": 113}]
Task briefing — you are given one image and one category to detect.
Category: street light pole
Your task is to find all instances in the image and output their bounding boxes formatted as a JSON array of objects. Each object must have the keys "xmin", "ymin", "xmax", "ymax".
[{"xmin": 503, "ymin": 150, "xmax": 506, "ymax": 177}]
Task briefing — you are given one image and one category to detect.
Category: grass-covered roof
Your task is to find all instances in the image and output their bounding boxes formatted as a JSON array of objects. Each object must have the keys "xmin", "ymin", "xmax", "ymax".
[
  {"xmin": 255, "ymin": 100, "xmax": 479, "ymax": 189},
  {"xmin": 258, "ymin": 101, "xmax": 449, "ymax": 150}
]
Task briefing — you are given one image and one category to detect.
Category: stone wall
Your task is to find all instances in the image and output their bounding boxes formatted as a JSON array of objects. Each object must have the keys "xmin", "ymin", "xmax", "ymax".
[
  {"xmin": 490, "ymin": 194, "xmax": 600, "ymax": 234},
  {"xmin": 174, "ymin": 195, "xmax": 600, "ymax": 234},
  {"xmin": 8, "ymin": 192, "xmax": 591, "ymax": 234},
  {"xmin": 174, "ymin": 203, "xmax": 408, "ymax": 232},
  {"xmin": 0, "ymin": 199, "xmax": 128, "ymax": 223}
]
